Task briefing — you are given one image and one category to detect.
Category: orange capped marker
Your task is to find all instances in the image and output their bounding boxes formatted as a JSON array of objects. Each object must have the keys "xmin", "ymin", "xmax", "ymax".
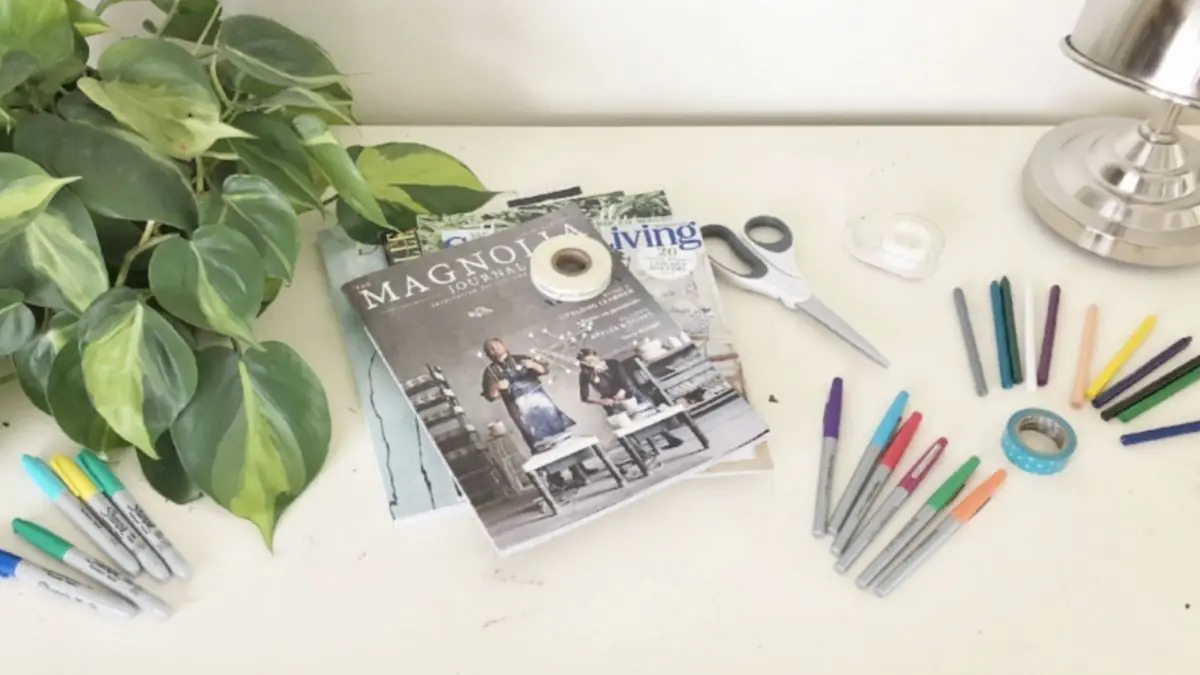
[{"xmin": 872, "ymin": 468, "xmax": 1007, "ymax": 597}]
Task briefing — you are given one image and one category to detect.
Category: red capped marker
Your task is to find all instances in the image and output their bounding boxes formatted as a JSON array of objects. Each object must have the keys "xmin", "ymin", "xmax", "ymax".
[{"xmin": 830, "ymin": 412, "xmax": 922, "ymax": 556}]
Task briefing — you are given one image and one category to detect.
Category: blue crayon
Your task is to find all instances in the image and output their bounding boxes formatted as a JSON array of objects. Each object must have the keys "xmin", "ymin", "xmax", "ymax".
[
  {"xmin": 990, "ymin": 281, "xmax": 1013, "ymax": 389},
  {"xmin": 1120, "ymin": 420, "xmax": 1200, "ymax": 446}
]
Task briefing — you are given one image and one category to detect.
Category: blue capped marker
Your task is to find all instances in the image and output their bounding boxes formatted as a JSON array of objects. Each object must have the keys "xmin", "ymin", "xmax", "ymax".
[
  {"xmin": 827, "ymin": 390, "xmax": 909, "ymax": 536},
  {"xmin": 20, "ymin": 455, "xmax": 140, "ymax": 575},
  {"xmin": 0, "ymin": 547, "xmax": 136, "ymax": 618}
]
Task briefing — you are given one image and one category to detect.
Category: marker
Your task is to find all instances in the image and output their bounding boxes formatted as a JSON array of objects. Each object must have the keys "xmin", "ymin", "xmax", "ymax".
[
  {"xmin": 857, "ymin": 455, "xmax": 980, "ymax": 589},
  {"xmin": 827, "ymin": 390, "xmax": 909, "ymax": 536},
  {"xmin": 836, "ymin": 437, "xmax": 946, "ymax": 574},
  {"xmin": 0, "ymin": 548, "xmax": 137, "ymax": 618},
  {"xmin": 20, "ymin": 454, "xmax": 141, "ymax": 576},
  {"xmin": 813, "ymin": 377, "xmax": 843, "ymax": 537},
  {"xmin": 831, "ymin": 411, "xmax": 922, "ymax": 556},
  {"xmin": 1085, "ymin": 315, "xmax": 1157, "ymax": 400},
  {"xmin": 49, "ymin": 454, "xmax": 168, "ymax": 581},
  {"xmin": 77, "ymin": 449, "xmax": 191, "ymax": 580},
  {"xmin": 12, "ymin": 519, "xmax": 171, "ymax": 619},
  {"xmin": 873, "ymin": 468, "xmax": 1008, "ymax": 598}
]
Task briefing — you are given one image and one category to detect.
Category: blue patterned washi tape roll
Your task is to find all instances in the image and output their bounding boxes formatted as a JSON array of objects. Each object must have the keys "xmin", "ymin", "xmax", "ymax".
[{"xmin": 1002, "ymin": 408, "xmax": 1077, "ymax": 475}]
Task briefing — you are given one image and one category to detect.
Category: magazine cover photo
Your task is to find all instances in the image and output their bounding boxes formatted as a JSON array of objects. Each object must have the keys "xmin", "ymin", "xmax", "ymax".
[{"xmin": 343, "ymin": 205, "xmax": 769, "ymax": 553}]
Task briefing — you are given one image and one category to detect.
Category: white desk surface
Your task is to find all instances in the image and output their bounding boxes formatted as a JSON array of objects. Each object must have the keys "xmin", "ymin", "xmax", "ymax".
[{"xmin": 4, "ymin": 125, "xmax": 1200, "ymax": 674}]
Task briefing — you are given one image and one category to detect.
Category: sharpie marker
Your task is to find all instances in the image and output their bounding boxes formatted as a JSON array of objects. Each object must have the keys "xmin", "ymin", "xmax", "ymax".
[
  {"xmin": 857, "ymin": 455, "xmax": 980, "ymax": 589},
  {"xmin": 78, "ymin": 450, "xmax": 190, "ymax": 580},
  {"xmin": 835, "ymin": 436, "xmax": 946, "ymax": 574},
  {"xmin": 813, "ymin": 377, "xmax": 843, "ymax": 537},
  {"xmin": 873, "ymin": 468, "xmax": 1008, "ymax": 598},
  {"xmin": 828, "ymin": 390, "xmax": 908, "ymax": 536},
  {"xmin": 21, "ymin": 454, "xmax": 141, "ymax": 576},
  {"xmin": 831, "ymin": 411, "xmax": 922, "ymax": 556},
  {"xmin": 12, "ymin": 519, "xmax": 171, "ymax": 619},
  {"xmin": 0, "ymin": 548, "xmax": 137, "ymax": 618}
]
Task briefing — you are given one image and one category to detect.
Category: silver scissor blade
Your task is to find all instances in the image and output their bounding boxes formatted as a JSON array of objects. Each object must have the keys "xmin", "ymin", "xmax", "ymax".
[{"xmin": 795, "ymin": 296, "xmax": 890, "ymax": 368}]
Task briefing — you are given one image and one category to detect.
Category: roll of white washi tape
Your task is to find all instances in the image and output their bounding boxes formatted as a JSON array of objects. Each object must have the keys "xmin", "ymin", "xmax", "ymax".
[{"xmin": 529, "ymin": 234, "xmax": 614, "ymax": 302}]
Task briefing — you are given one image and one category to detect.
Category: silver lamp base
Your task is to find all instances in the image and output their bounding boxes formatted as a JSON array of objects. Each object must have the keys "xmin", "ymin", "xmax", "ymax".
[{"xmin": 1022, "ymin": 114, "xmax": 1200, "ymax": 267}]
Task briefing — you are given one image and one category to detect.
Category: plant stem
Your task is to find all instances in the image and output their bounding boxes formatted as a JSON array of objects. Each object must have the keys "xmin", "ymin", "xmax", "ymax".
[
  {"xmin": 193, "ymin": 4, "xmax": 222, "ymax": 55},
  {"xmin": 195, "ymin": 157, "xmax": 205, "ymax": 192},
  {"xmin": 156, "ymin": 1, "xmax": 181, "ymax": 37},
  {"xmin": 95, "ymin": 0, "xmax": 117, "ymax": 15},
  {"xmin": 0, "ymin": 373, "xmax": 15, "ymax": 387},
  {"xmin": 209, "ymin": 53, "xmax": 232, "ymax": 107},
  {"xmin": 115, "ymin": 221, "xmax": 161, "ymax": 287}
]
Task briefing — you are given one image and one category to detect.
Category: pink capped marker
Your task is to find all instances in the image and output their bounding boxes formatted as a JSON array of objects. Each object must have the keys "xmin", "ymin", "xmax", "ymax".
[{"xmin": 835, "ymin": 437, "xmax": 947, "ymax": 574}]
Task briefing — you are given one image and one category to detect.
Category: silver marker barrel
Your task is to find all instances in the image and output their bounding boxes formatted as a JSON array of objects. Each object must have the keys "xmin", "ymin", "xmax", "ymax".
[
  {"xmin": 86, "ymin": 491, "xmax": 170, "ymax": 582},
  {"xmin": 55, "ymin": 493, "xmax": 141, "ymax": 576},
  {"xmin": 813, "ymin": 437, "xmax": 838, "ymax": 537},
  {"xmin": 14, "ymin": 558, "xmax": 137, "ymax": 619},
  {"xmin": 826, "ymin": 446, "xmax": 878, "ymax": 537},
  {"xmin": 62, "ymin": 547, "xmax": 172, "ymax": 619},
  {"xmin": 872, "ymin": 518, "xmax": 962, "ymax": 597},
  {"xmin": 112, "ymin": 490, "xmax": 191, "ymax": 580},
  {"xmin": 830, "ymin": 463, "xmax": 889, "ymax": 555},
  {"xmin": 836, "ymin": 485, "xmax": 910, "ymax": 573}
]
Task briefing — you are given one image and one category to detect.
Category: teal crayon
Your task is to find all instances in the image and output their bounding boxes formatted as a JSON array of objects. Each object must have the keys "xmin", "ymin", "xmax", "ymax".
[
  {"xmin": 990, "ymin": 281, "xmax": 1013, "ymax": 389},
  {"xmin": 1001, "ymin": 277, "xmax": 1022, "ymax": 385}
]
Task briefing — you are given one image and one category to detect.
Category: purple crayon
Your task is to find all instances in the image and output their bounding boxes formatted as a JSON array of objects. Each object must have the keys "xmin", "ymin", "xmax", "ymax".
[
  {"xmin": 1093, "ymin": 336, "xmax": 1193, "ymax": 409},
  {"xmin": 1037, "ymin": 285, "xmax": 1061, "ymax": 387},
  {"xmin": 813, "ymin": 377, "xmax": 843, "ymax": 537}
]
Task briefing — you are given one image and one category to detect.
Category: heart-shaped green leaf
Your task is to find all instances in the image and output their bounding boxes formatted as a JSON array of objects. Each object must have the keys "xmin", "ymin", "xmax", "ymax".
[
  {"xmin": 149, "ymin": 0, "xmax": 220, "ymax": 44},
  {"xmin": 78, "ymin": 287, "xmax": 199, "ymax": 458},
  {"xmin": 139, "ymin": 430, "xmax": 203, "ymax": 504},
  {"xmin": 293, "ymin": 114, "xmax": 385, "ymax": 226},
  {"xmin": 173, "ymin": 342, "xmax": 330, "ymax": 547},
  {"xmin": 48, "ymin": 338, "xmax": 130, "ymax": 452},
  {"xmin": 14, "ymin": 113, "xmax": 199, "ymax": 231},
  {"xmin": 78, "ymin": 37, "xmax": 250, "ymax": 159},
  {"xmin": 0, "ymin": 152, "xmax": 79, "ymax": 247},
  {"xmin": 6, "ymin": 188, "xmax": 109, "ymax": 313},
  {"xmin": 0, "ymin": 0, "xmax": 75, "ymax": 69},
  {"xmin": 218, "ymin": 15, "xmax": 343, "ymax": 90},
  {"xmin": 200, "ymin": 174, "xmax": 300, "ymax": 281},
  {"xmin": 355, "ymin": 143, "xmax": 495, "ymax": 215},
  {"xmin": 148, "ymin": 226, "xmax": 264, "ymax": 346},
  {"xmin": 0, "ymin": 51, "xmax": 39, "ymax": 98},
  {"xmin": 66, "ymin": 0, "xmax": 108, "ymax": 37},
  {"xmin": 227, "ymin": 113, "xmax": 324, "ymax": 213},
  {"xmin": 13, "ymin": 311, "xmax": 76, "ymax": 414},
  {"xmin": 250, "ymin": 86, "xmax": 354, "ymax": 124},
  {"xmin": 0, "ymin": 288, "xmax": 34, "ymax": 356},
  {"xmin": 335, "ymin": 196, "xmax": 416, "ymax": 245}
]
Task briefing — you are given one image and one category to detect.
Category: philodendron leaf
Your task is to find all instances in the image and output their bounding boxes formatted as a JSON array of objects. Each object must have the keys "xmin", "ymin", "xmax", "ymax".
[
  {"xmin": 200, "ymin": 174, "xmax": 300, "ymax": 281},
  {"xmin": 227, "ymin": 113, "xmax": 324, "ymax": 213},
  {"xmin": 47, "ymin": 339, "xmax": 130, "ymax": 453},
  {"xmin": 0, "ymin": 0, "xmax": 76, "ymax": 69},
  {"xmin": 0, "ymin": 288, "xmax": 34, "ymax": 356},
  {"xmin": 293, "ymin": 114, "xmax": 386, "ymax": 227},
  {"xmin": 0, "ymin": 51, "xmax": 39, "ymax": 98},
  {"xmin": 78, "ymin": 287, "xmax": 199, "ymax": 459},
  {"xmin": 66, "ymin": 0, "xmax": 108, "ymax": 37},
  {"xmin": 139, "ymin": 430, "xmax": 203, "ymax": 504},
  {"xmin": 78, "ymin": 37, "xmax": 250, "ymax": 159},
  {"xmin": 173, "ymin": 342, "xmax": 330, "ymax": 547},
  {"xmin": 149, "ymin": 0, "xmax": 220, "ymax": 44},
  {"xmin": 13, "ymin": 311, "xmax": 76, "ymax": 414},
  {"xmin": 335, "ymin": 197, "xmax": 416, "ymax": 245},
  {"xmin": 355, "ymin": 143, "xmax": 495, "ymax": 215},
  {"xmin": 10, "ymin": 188, "xmax": 109, "ymax": 313},
  {"xmin": 14, "ymin": 114, "xmax": 199, "ymax": 231},
  {"xmin": 0, "ymin": 152, "xmax": 79, "ymax": 248},
  {"xmin": 148, "ymin": 226, "xmax": 265, "ymax": 346},
  {"xmin": 218, "ymin": 15, "xmax": 344, "ymax": 89},
  {"xmin": 250, "ymin": 87, "xmax": 354, "ymax": 124}
]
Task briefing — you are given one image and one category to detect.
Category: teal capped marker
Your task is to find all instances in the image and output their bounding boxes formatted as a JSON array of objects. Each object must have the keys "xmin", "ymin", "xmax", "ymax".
[
  {"xmin": 12, "ymin": 519, "xmax": 170, "ymax": 619},
  {"xmin": 77, "ymin": 449, "xmax": 191, "ymax": 581},
  {"xmin": 21, "ymin": 454, "xmax": 67, "ymax": 499},
  {"xmin": 827, "ymin": 390, "xmax": 909, "ymax": 536}
]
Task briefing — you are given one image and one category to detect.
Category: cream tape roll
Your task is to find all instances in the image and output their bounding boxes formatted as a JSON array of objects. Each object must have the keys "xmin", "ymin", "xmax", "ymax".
[{"xmin": 529, "ymin": 234, "xmax": 614, "ymax": 302}]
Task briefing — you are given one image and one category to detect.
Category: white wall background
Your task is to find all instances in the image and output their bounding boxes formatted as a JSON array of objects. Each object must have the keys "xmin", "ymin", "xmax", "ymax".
[{"xmin": 99, "ymin": 0, "xmax": 1185, "ymax": 125}]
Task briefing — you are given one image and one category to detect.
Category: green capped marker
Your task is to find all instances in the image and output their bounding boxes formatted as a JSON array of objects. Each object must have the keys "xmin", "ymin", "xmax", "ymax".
[
  {"xmin": 77, "ymin": 449, "xmax": 191, "ymax": 580},
  {"xmin": 855, "ymin": 455, "xmax": 981, "ymax": 590},
  {"xmin": 12, "ymin": 519, "xmax": 171, "ymax": 619}
]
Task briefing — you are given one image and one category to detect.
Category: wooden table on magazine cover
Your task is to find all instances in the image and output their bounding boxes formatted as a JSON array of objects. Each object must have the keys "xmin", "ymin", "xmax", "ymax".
[
  {"xmin": 521, "ymin": 435, "xmax": 625, "ymax": 515},
  {"xmin": 4, "ymin": 126, "xmax": 1200, "ymax": 675},
  {"xmin": 613, "ymin": 403, "xmax": 711, "ymax": 472}
]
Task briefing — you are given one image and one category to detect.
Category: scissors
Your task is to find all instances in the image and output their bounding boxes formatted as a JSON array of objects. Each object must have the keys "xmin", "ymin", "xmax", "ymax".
[{"xmin": 701, "ymin": 216, "xmax": 889, "ymax": 368}]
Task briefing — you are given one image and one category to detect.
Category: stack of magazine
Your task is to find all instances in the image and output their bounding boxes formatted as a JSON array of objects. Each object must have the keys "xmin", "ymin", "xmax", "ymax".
[{"xmin": 320, "ymin": 188, "xmax": 772, "ymax": 554}]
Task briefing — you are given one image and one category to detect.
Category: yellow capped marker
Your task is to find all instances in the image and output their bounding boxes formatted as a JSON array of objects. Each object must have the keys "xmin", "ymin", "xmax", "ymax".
[
  {"xmin": 1085, "ymin": 315, "xmax": 1157, "ymax": 400},
  {"xmin": 49, "ymin": 455, "xmax": 169, "ymax": 582}
]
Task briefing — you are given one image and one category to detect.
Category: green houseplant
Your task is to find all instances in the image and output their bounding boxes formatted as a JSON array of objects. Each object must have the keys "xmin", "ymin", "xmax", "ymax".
[{"xmin": 0, "ymin": 0, "xmax": 495, "ymax": 547}]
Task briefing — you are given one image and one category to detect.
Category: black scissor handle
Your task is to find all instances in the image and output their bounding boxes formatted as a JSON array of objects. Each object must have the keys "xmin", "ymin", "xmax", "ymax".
[
  {"xmin": 743, "ymin": 215, "xmax": 794, "ymax": 254},
  {"xmin": 701, "ymin": 223, "xmax": 770, "ymax": 279}
]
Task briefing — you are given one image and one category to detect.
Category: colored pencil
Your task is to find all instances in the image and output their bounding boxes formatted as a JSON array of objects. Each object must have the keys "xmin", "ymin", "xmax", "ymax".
[
  {"xmin": 1036, "ymin": 285, "xmax": 1060, "ymax": 387},
  {"xmin": 1120, "ymin": 420, "xmax": 1200, "ymax": 446},
  {"xmin": 1001, "ymin": 277, "xmax": 1022, "ymax": 385},
  {"xmin": 1085, "ymin": 315, "xmax": 1157, "ymax": 400},
  {"xmin": 1071, "ymin": 305, "xmax": 1098, "ymax": 409},
  {"xmin": 1100, "ymin": 354, "xmax": 1200, "ymax": 421},
  {"xmin": 1092, "ymin": 337, "xmax": 1192, "ymax": 409},
  {"xmin": 990, "ymin": 281, "xmax": 1013, "ymax": 389},
  {"xmin": 1116, "ymin": 366, "xmax": 1200, "ymax": 423},
  {"xmin": 952, "ymin": 288, "xmax": 987, "ymax": 396}
]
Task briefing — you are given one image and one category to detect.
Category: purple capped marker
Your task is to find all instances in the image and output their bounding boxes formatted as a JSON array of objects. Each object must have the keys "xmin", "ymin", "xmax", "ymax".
[{"xmin": 813, "ymin": 377, "xmax": 843, "ymax": 537}]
